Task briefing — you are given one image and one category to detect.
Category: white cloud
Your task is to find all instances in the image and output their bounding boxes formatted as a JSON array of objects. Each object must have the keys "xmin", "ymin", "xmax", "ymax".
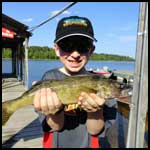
[
  {"xmin": 119, "ymin": 35, "xmax": 136, "ymax": 43},
  {"xmin": 105, "ymin": 33, "xmax": 136, "ymax": 44},
  {"xmin": 106, "ymin": 33, "xmax": 117, "ymax": 38},
  {"xmin": 55, "ymin": 17, "xmax": 61, "ymax": 23},
  {"xmin": 117, "ymin": 23, "xmax": 137, "ymax": 32},
  {"xmin": 50, "ymin": 10, "xmax": 71, "ymax": 16},
  {"xmin": 22, "ymin": 18, "xmax": 33, "ymax": 23}
]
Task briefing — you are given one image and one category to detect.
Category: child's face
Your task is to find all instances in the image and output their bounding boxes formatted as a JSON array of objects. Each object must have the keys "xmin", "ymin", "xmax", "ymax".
[{"xmin": 54, "ymin": 36, "xmax": 94, "ymax": 73}]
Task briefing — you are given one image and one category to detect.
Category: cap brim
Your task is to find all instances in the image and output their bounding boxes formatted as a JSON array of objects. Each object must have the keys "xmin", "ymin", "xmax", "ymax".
[{"xmin": 55, "ymin": 33, "xmax": 97, "ymax": 43}]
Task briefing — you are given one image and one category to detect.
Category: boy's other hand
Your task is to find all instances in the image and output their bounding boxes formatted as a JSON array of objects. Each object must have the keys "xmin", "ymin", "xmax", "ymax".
[{"xmin": 78, "ymin": 92, "xmax": 105, "ymax": 112}]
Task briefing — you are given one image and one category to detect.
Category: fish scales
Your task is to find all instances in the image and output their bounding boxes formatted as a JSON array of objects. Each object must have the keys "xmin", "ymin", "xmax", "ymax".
[{"xmin": 2, "ymin": 75, "xmax": 131, "ymax": 126}]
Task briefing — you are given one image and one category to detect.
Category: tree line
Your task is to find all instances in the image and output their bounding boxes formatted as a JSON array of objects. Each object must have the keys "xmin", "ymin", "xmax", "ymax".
[{"xmin": 2, "ymin": 46, "xmax": 135, "ymax": 61}]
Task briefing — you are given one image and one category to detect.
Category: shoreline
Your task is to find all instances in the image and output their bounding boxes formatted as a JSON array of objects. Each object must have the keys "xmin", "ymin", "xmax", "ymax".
[{"xmin": 2, "ymin": 58, "xmax": 135, "ymax": 62}]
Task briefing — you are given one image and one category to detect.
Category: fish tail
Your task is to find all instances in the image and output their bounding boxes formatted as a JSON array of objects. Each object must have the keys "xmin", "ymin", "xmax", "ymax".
[
  {"xmin": 2, "ymin": 100, "xmax": 14, "ymax": 126},
  {"xmin": 2, "ymin": 95, "xmax": 33, "ymax": 126}
]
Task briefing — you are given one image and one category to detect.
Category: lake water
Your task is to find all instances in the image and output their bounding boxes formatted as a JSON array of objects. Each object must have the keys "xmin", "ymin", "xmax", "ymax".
[{"xmin": 2, "ymin": 60, "xmax": 135, "ymax": 88}]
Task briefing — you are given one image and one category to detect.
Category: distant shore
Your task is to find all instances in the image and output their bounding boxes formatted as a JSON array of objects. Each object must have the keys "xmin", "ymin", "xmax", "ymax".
[
  {"xmin": 2, "ymin": 46, "xmax": 135, "ymax": 61},
  {"xmin": 2, "ymin": 58, "xmax": 135, "ymax": 62}
]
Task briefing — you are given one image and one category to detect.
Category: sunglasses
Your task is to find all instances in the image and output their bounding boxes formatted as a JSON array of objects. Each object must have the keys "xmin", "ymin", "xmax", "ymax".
[{"xmin": 57, "ymin": 37, "xmax": 93, "ymax": 53}]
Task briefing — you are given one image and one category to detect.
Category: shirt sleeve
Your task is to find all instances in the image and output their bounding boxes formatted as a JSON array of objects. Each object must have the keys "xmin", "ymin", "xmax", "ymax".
[
  {"xmin": 99, "ymin": 98, "xmax": 117, "ymax": 137},
  {"xmin": 103, "ymin": 99, "xmax": 117, "ymax": 121},
  {"xmin": 42, "ymin": 117, "xmax": 52, "ymax": 132},
  {"xmin": 34, "ymin": 109, "xmax": 52, "ymax": 132}
]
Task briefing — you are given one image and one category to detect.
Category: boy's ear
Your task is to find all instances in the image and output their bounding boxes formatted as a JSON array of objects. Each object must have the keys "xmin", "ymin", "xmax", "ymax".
[
  {"xmin": 54, "ymin": 43, "xmax": 60, "ymax": 57},
  {"xmin": 89, "ymin": 45, "xmax": 95, "ymax": 55}
]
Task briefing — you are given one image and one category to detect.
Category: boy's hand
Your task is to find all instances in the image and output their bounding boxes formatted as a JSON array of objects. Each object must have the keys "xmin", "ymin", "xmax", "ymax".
[
  {"xmin": 78, "ymin": 92, "xmax": 105, "ymax": 112},
  {"xmin": 33, "ymin": 88, "xmax": 64, "ymax": 115}
]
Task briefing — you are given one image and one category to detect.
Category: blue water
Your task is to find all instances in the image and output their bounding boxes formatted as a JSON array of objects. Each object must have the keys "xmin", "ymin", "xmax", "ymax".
[{"xmin": 2, "ymin": 60, "xmax": 135, "ymax": 88}]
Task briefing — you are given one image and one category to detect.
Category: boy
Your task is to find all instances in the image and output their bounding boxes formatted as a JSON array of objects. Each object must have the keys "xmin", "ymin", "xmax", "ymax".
[{"xmin": 33, "ymin": 16, "xmax": 109, "ymax": 148}]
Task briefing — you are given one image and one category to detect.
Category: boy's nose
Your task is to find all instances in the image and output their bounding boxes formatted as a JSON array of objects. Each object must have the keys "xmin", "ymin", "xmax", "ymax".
[{"xmin": 70, "ymin": 50, "xmax": 81, "ymax": 58}]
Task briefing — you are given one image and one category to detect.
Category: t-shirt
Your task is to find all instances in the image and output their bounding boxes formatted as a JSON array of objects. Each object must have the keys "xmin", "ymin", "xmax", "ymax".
[{"xmin": 36, "ymin": 68, "xmax": 117, "ymax": 148}]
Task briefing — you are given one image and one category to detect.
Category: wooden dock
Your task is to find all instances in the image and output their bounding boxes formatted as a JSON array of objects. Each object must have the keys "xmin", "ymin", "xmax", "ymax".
[
  {"xmin": 2, "ymin": 77, "xmax": 43, "ymax": 148},
  {"xmin": 2, "ymin": 106, "xmax": 43, "ymax": 148},
  {"xmin": 2, "ymin": 78, "xmax": 27, "ymax": 102}
]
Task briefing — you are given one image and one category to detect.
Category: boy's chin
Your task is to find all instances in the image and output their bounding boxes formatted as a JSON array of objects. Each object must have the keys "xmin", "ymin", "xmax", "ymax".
[
  {"xmin": 66, "ymin": 67, "xmax": 83, "ymax": 74},
  {"xmin": 68, "ymin": 68, "xmax": 81, "ymax": 73}
]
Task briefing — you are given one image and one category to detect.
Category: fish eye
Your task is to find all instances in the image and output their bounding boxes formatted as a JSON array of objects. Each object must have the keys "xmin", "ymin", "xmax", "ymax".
[{"xmin": 120, "ymin": 84, "xmax": 125, "ymax": 89}]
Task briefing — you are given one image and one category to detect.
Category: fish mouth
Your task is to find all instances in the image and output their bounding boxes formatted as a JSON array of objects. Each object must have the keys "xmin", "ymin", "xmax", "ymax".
[
  {"xmin": 116, "ymin": 96, "xmax": 131, "ymax": 105},
  {"xmin": 121, "ymin": 88, "xmax": 133, "ymax": 97}
]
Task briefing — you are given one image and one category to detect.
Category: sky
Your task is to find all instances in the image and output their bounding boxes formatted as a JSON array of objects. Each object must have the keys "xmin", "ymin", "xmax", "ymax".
[{"xmin": 2, "ymin": 2, "xmax": 140, "ymax": 58}]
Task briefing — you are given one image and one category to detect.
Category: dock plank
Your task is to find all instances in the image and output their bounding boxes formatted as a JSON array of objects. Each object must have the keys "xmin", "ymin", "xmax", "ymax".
[
  {"xmin": 2, "ymin": 78, "xmax": 27, "ymax": 102},
  {"xmin": 2, "ymin": 77, "xmax": 43, "ymax": 148},
  {"xmin": 2, "ymin": 106, "xmax": 43, "ymax": 148}
]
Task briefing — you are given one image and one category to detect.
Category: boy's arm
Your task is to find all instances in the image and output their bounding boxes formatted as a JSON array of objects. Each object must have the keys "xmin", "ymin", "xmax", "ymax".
[
  {"xmin": 86, "ymin": 109, "xmax": 104, "ymax": 135},
  {"xmin": 78, "ymin": 92, "xmax": 105, "ymax": 135},
  {"xmin": 46, "ymin": 110, "xmax": 64, "ymax": 131}
]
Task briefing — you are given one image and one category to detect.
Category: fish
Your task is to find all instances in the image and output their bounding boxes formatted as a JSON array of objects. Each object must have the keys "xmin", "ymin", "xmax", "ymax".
[{"xmin": 2, "ymin": 74, "xmax": 132, "ymax": 126}]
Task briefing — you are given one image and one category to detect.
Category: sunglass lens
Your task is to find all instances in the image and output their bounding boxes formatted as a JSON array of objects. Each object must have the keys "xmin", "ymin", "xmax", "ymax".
[{"xmin": 58, "ymin": 38, "xmax": 92, "ymax": 53}]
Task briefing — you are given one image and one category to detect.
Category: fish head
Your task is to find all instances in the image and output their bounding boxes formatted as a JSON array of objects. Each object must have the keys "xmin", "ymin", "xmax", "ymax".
[
  {"xmin": 111, "ymin": 81, "xmax": 133, "ymax": 98},
  {"xmin": 96, "ymin": 77, "xmax": 119, "ymax": 98},
  {"xmin": 97, "ymin": 78, "xmax": 132, "ymax": 99},
  {"xmin": 120, "ymin": 86, "xmax": 133, "ymax": 98}
]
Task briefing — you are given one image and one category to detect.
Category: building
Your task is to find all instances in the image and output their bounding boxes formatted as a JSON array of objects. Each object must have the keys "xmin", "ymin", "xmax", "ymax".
[{"xmin": 2, "ymin": 13, "xmax": 32, "ymax": 89}]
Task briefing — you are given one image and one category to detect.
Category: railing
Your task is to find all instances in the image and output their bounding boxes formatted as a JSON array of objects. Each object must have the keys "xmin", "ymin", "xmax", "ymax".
[{"xmin": 126, "ymin": 2, "xmax": 148, "ymax": 148}]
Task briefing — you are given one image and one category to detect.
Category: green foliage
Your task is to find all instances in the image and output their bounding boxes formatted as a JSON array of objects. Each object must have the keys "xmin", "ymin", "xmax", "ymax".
[
  {"xmin": 28, "ymin": 46, "xmax": 59, "ymax": 60},
  {"xmin": 2, "ymin": 46, "xmax": 134, "ymax": 61},
  {"xmin": 2, "ymin": 48, "xmax": 12, "ymax": 58},
  {"xmin": 90, "ymin": 53, "xmax": 134, "ymax": 61}
]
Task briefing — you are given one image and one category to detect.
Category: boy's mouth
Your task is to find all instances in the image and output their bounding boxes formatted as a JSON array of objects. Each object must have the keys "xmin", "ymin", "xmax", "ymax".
[{"xmin": 67, "ymin": 60, "xmax": 82, "ymax": 67}]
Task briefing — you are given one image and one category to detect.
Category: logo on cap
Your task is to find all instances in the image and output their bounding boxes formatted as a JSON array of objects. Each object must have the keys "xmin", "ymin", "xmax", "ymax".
[{"xmin": 63, "ymin": 18, "xmax": 88, "ymax": 27}]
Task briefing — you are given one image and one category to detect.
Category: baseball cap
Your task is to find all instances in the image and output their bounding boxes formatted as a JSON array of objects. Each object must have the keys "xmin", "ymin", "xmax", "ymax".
[{"xmin": 54, "ymin": 16, "xmax": 97, "ymax": 43}]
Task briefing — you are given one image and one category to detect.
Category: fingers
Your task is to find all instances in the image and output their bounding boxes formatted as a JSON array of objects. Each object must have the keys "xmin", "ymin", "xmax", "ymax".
[
  {"xmin": 47, "ymin": 88, "xmax": 62, "ymax": 114},
  {"xmin": 33, "ymin": 89, "xmax": 41, "ymax": 111},
  {"xmin": 33, "ymin": 88, "xmax": 63, "ymax": 115},
  {"xmin": 47, "ymin": 88, "xmax": 55, "ymax": 114},
  {"xmin": 90, "ymin": 93, "xmax": 105, "ymax": 106},
  {"xmin": 52, "ymin": 90, "xmax": 63, "ymax": 110},
  {"xmin": 40, "ymin": 88, "xmax": 49, "ymax": 115},
  {"xmin": 78, "ymin": 92, "xmax": 105, "ymax": 112}
]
